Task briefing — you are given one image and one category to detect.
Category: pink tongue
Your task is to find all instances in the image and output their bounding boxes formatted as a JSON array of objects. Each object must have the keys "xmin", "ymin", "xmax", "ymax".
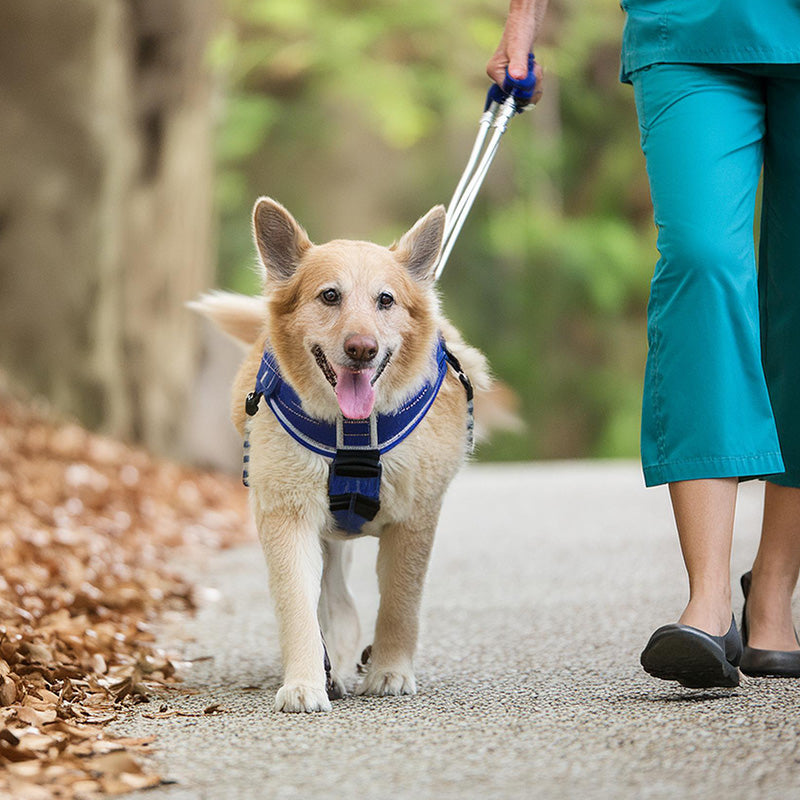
[{"xmin": 334, "ymin": 368, "xmax": 376, "ymax": 419}]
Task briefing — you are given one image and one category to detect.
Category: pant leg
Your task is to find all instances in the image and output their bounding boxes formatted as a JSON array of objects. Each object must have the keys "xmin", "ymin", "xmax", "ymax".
[
  {"xmin": 631, "ymin": 64, "xmax": 784, "ymax": 487},
  {"xmin": 759, "ymin": 69, "xmax": 800, "ymax": 488}
]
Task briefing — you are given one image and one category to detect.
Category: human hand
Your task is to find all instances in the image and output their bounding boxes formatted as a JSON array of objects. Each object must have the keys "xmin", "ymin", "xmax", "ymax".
[{"xmin": 486, "ymin": 0, "xmax": 547, "ymax": 106}]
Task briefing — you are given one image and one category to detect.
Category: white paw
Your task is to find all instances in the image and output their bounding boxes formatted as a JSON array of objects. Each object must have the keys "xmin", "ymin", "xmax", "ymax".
[
  {"xmin": 275, "ymin": 682, "xmax": 332, "ymax": 713},
  {"xmin": 356, "ymin": 666, "xmax": 417, "ymax": 697}
]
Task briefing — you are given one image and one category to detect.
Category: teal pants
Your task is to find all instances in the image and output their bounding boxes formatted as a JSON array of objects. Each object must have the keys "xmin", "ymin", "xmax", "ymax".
[{"xmin": 630, "ymin": 64, "xmax": 800, "ymax": 488}]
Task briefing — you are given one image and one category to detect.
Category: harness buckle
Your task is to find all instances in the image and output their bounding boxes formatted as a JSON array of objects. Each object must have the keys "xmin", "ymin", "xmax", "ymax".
[
  {"xmin": 328, "ymin": 492, "xmax": 381, "ymax": 521},
  {"xmin": 329, "ymin": 448, "xmax": 382, "ymax": 478},
  {"xmin": 328, "ymin": 448, "xmax": 382, "ymax": 531},
  {"xmin": 245, "ymin": 391, "xmax": 262, "ymax": 417}
]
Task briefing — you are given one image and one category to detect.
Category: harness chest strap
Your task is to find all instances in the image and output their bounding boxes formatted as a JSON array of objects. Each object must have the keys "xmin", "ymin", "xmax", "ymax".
[{"xmin": 242, "ymin": 339, "xmax": 473, "ymax": 533}]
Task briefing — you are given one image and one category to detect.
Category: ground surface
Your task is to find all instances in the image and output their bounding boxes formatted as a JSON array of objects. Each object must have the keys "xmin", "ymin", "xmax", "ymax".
[{"xmin": 113, "ymin": 462, "xmax": 800, "ymax": 800}]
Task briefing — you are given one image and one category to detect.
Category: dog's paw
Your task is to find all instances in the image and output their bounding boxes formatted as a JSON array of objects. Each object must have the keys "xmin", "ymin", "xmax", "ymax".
[
  {"xmin": 327, "ymin": 671, "xmax": 347, "ymax": 701},
  {"xmin": 275, "ymin": 682, "xmax": 332, "ymax": 713},
  {"xmin": 356, "ymin": 666, "xmax": 417, "ymax": 697}
]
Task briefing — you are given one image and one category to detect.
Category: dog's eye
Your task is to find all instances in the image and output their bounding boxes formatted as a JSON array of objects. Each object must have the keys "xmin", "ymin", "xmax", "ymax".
[
  {"xmin": 377, "ymin": 292, "xmax": 395, "ymax": 309},
  {"xmin": 320, "ymin": 288, "xmax": 341, "ymax": 305}
]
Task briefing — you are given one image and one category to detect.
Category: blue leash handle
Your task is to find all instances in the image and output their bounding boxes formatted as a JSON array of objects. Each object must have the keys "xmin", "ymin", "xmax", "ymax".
[{"xmin": 485, "ymin": 53, "xmax": 537, "ymax": 111}]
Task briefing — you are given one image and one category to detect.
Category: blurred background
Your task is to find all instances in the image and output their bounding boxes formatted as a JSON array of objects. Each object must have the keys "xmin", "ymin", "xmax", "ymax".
[{"xmin": 0, "ymin": 0, "xmax": 655, "ymax": 473}]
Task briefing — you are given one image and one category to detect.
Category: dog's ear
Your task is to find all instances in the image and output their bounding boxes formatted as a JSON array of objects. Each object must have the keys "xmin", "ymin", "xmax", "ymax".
[
  {"xmin": 252, "ymin": 197, "xmax": 312, "ymax": 282},
  {"xmin": 393, "ymin": 205, "xmax": 446, "ymax": 282}
]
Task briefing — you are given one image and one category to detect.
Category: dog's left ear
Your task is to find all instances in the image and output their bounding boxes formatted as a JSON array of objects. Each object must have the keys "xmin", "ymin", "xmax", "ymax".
[{"xmin": 393, "ymin": 205, "xmax": 446, "ymax": 282}]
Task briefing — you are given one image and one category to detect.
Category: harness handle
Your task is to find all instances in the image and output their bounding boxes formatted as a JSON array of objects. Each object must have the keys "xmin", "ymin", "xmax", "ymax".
[{"xmin": 485, "ymin": 53, "xmax": 537, "ymax": 111}]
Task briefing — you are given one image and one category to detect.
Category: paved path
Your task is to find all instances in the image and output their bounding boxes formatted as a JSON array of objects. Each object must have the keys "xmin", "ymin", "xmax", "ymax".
[{"xmin": 118, "ymin": 462, "xmax": 800, "ymax": 800}]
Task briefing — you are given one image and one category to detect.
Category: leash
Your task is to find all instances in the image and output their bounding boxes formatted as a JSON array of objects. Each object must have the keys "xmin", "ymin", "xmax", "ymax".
[{"xmin": 433, "ymin": 54, "xmax": 537, "ymax": 281}]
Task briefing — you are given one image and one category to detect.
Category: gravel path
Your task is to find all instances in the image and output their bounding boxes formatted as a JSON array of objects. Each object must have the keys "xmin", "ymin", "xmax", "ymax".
[{"xmin": 116, "ymin": 462, "xmax": 800, "ymax": 800}]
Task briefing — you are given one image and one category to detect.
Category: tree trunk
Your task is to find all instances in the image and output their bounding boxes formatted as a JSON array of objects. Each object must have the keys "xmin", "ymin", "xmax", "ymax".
[{"xmin": 0, "ymin": 0, "xmax": 216, "ymax": 458}]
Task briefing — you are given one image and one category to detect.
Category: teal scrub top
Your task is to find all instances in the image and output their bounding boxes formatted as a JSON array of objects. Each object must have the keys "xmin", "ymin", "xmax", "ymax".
[{"xmin": 620, "ymin": 0, "xmax": 800, "ymax": 82}]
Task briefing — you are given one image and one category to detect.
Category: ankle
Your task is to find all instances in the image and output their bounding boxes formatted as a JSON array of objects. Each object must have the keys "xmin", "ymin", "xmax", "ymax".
[
  {"xmin": 679, "ymin": 597, "xmax": 732, "ymax": 637},
  {"xmin": 743, "ymin": 574, "xmax": 797, "ymax": 650},
  {"xmin": 750, "ymin": 563, "xmax": 799, "ymax": 597}
]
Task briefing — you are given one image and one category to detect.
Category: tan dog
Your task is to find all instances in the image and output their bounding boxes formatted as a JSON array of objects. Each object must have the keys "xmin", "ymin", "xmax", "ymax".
[{"xmin": 193, "ymin": 198, "xmax": 495, "ymax": 712}]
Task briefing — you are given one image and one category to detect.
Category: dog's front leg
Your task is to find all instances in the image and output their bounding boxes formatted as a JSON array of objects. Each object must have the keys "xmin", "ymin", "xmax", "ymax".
[
  {"xmin": 357, "ymin": 518, "xmax": 436, "ymax": 697},
  {"xmin": 254, "ymin": 507, "xmax": 330, "ymax": 713},
  {"xmin": 318, "ymin": 539, "xmax": 360, "ymax": 698}
]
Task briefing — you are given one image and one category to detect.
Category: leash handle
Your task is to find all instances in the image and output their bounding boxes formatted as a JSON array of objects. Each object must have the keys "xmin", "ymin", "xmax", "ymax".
[{"xmin": 485, "ymin": 53, "xmax": 537, "ymax": 110}]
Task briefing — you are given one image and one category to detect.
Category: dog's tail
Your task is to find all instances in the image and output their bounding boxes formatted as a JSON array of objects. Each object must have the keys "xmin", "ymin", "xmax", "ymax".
[
  {"xmin": 473, "ymin": 381, "xmax": 524, "ymax": 440},
  {"xmin": 438, "ymin": 318, "xmax": 524, "ymax": 440},
  {"xmin": 188, "ymin": 291, "xmax": 266, "ymax": 347}
]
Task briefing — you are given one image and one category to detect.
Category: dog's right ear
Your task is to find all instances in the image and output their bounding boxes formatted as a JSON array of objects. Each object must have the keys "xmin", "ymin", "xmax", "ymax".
[{"xmin": 252, "ymin": 197, "xmax": 312, "ymax": 282}]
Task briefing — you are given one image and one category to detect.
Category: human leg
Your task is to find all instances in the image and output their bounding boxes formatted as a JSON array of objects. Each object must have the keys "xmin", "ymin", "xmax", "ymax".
[
  {"xmin": 757, "ymin": 69, "xmax": 800, "ymax": 488},
  {"xmin": 745, "ymin": 68, "xmax": 800, "ymax": 655},
  {"xmin": 670, "ymin": 478, "xmax": 738, "ymax": 637},
  {"xmin": 630, "ymin": 64, "xmax": 779, "ymax": 683},
  {"xmin": 641, "ymin": 478, "xmax": 743, "ymax": 685},
  {"xmin": 745, "ymin": 482, "xmax": 800, "ymax": 651}
]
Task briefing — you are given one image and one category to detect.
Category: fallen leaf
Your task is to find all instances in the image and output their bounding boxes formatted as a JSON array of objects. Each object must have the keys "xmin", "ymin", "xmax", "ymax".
[
  {"xmin": 0, "ymin": 678, "xmax": 16, "ymax": 706},
  {"xmin": 119, "ymin": 772, "xmax": 163, "ymax": 791},
  {"xmin": 16, "ymin": 733, "xmax": 56, "ymax": 752},
  {"xmin": 15, "ymin": 706, "xmax": 57, "ymax": 726},
  {"xmin": 4, "ymin": 778, "xmax": 54, "ymax": 800},
  {"xmin": 4, "ymin": 760, "xmax": 42, "ymax": 776},
  {"xmin": 21, "ymin": 644, "xmax": 53, "ymax": 665},
  {"xmin": 0, "ymin": 728, "xmax": 20, "ymax": 746}
]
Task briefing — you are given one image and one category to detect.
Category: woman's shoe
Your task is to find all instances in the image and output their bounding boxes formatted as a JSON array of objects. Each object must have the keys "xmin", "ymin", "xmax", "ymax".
[
  {"xmin": 640, "ymin": 616, "xmax": 741, "ymax": 688},
  {"xmin": 740, "ymin": 571, "xmax": 800, "ymax": 678}
]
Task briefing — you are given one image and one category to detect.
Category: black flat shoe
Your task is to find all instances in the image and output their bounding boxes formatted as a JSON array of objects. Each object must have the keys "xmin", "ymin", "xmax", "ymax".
[
  {"xmin": 640, "ymin": 616, "xmax": 741, "ymax": 688},
  {"xmin": 740, "ymin": 571, "xmax": 800, "ymax": 678}
]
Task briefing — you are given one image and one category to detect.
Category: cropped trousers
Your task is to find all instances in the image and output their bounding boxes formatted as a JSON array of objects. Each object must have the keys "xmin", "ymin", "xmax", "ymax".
[{"xmin": 630, "ymin": 63, "xmax": 800, "ymax": 488}]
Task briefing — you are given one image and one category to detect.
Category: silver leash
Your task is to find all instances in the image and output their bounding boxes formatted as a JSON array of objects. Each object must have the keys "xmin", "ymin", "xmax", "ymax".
[{"xmin": 434, "ymin": 55, "xmax": 537, "ymax": 282}]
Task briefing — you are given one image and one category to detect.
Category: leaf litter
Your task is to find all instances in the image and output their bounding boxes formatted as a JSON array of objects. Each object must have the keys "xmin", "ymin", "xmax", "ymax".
[{"xmin": 0, "ymin": 384, "xmax": 251, "ymax": 798}]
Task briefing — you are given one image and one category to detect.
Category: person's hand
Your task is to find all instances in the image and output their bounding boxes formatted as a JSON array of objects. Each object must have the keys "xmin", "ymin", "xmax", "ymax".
[{"xmin": 486, "ymin": 0, "xmax": 547, "ymax": 106}]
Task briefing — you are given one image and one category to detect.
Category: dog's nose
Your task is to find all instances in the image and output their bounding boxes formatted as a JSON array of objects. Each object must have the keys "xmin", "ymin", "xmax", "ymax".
[{"xmin": 344, "ymin": 334, "xmax": 378, "ymax": 363}]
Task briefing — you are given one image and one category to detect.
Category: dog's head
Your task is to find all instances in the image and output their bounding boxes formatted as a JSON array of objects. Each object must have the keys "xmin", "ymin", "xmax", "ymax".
[{"xmin": 254, "ymin": 198, "xmax": 445, "ymax": 421}]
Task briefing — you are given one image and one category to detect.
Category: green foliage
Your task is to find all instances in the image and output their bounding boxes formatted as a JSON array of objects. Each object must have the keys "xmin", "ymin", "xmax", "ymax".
[{"xmin": 211, "ymin": 0, "xmax": 656, "ymax": 462}]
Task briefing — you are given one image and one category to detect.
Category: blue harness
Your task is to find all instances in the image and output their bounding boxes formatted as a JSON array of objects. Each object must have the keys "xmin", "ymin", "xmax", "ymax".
[{"xmin": 242, "ymin": 339, "xmax": 473, "ymax": 534}]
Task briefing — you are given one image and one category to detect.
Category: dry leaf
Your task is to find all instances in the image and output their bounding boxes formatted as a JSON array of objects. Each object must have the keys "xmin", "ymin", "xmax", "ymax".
[
  {"xmin": 5, "ymin": 761, "xmax": 42, "ymax": 777},
  {"xmin": 15, "ymin": 706, "xmax": 57, "ymax": 726},
  {"xmin": 118, "ymin": 772, "xmax": 163, "ymax": 791},
  {"xmin": 69, "ymin": 779, "xmax": 105, "ymax": 797},
  {"xmin": 0, "ymin": 728, "xmax": 20, "ymax": 746},
  {"xmin": 88, "ymin": 750, "xmax": 141, "ymax": 776},
  {"xmin": 0, "ymin": 678, "xmax": 16, "ymax": 706},
  {"xmin": 3, "ymin": 779, "xmax": 54, "ymax": 800},
  {"xmin": 15, "ymin": 733, "xmax": 56, "ymax": 752},
  {"xmin": 21, "ymin": 644, "xmax": 53, "ymax": 665}
]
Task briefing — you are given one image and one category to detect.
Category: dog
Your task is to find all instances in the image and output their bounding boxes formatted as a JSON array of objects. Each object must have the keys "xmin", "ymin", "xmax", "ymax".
[{"xmin": 192, "ymin": 197, "xmax": 504, "ymax": 712}]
